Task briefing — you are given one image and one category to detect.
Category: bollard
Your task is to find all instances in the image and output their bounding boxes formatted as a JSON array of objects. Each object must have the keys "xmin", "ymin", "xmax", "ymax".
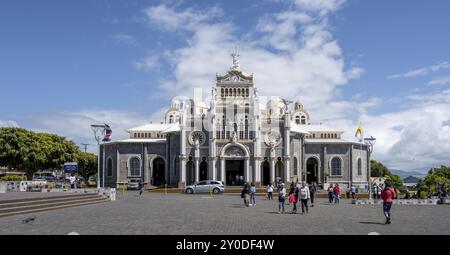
[{"xmin": 165, "ymin": 184, "xmax": 167, "ymax": 195}]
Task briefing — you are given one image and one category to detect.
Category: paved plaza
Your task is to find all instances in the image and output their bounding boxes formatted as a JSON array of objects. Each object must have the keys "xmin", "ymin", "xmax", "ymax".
[{"xmin": 0, "ymin": 192, "xmax": 449, "ymax": 235}]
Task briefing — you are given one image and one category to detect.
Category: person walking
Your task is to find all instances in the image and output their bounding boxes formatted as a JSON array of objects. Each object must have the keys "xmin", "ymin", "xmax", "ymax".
[
  {"xmin": 290, "ymin": 184, "xmax": 299, "ymax": 214},
  {"xmin": 309, "ymin": 182, "xmax": 316, "ymax": 207},
  {"xmin": 138, "ymin": 181, "xmax": 145, "ymax": 197},
  {"xmin": 241, "ymin": 183, "xmax": 250, "ymax": 207},
  {"xmin": 381, "ymin": 183, "xmax": 397, "ymax": 224},
  {"xmin": 328, "ymin": 184, "xmax": 334, "ymax": 204},
  {"xmin": 278, "ymin": 183, "xmax": 286, "ymax": 214},
  {"xmin": 351, "ymin": 184, "xmax": 356, "ymax": 199},
  {"xmin": 267, "ymin": 183, "xmax": 274, "ymax": 200},
  {"xmin": 250, "ymin": 182, "xmax": 257, "ymax": 206},
  {"xmin": 333, "ymin": 183, "xmax": 341, "ymax": 204},
  {"xmin": 299, "ymin": 182, "xmax": 310, "ymax": 214}
]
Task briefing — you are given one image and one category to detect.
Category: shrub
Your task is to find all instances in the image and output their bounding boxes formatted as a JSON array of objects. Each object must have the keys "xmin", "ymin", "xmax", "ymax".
[
  {"xmin": 0, "ymin": 175, "xmax": 27, "ymax": 181},
  {"xmin": 420, "ymin": 191, "xmax": 428, "ymax": 199}
]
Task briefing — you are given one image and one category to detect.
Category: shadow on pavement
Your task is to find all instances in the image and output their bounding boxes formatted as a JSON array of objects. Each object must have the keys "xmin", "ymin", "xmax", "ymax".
[{"xmin": 359, "ymin": 221, "xmax": 385, "ymax": 225}]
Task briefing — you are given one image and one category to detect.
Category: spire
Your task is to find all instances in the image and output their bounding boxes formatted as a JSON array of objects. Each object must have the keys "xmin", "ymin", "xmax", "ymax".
[{"xmin": 230, "ymin": 47, "xmax": 240, "ymax": 71}]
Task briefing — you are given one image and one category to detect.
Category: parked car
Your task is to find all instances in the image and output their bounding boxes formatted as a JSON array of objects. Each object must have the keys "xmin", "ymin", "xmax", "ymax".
[
  {"xmin": 127, "ymin": 179, "xmax": 140, "ymax": 190},
  {"xmin": 185, "ymin": 180, "xmax": 225, "ymax": 194}
]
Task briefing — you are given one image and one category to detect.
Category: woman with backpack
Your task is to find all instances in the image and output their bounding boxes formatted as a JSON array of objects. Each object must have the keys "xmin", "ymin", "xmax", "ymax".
[
  {"xmin": 278, "ymin": 183, "xmax": 286, "ymax": 214},
  {"xmin": 381, "ymin": 183, "xmax": 397, "ymax": 224},
  {"xmin": 328, "ymin": 184, "xmax": 334, "ymax": 204},
  {"xmin": 290, "ymin": 184, "xmax": 299, "ymax": 214},
  {"xmin": 333, "ymin": 183, "xmax": 341, "ymax": 204},
  {"xmin": 241, "ymin": 183, "xmax": 250, "ymax": 207}
]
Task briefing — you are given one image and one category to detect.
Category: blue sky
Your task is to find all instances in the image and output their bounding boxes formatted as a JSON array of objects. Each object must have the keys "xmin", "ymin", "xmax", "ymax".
[{"xmin": 1, "ymin": 0, "xmax": 449, "ymax": 172}]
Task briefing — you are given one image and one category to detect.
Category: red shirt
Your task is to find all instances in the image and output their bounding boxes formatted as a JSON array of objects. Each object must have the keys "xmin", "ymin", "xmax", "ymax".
[
  {"xmin": 333, "ymin": 186, "xmax": 341, "ymax": 196},
  {"xmin": 381, "ymin": 187, "xmax": 397, "ymax": 203}
]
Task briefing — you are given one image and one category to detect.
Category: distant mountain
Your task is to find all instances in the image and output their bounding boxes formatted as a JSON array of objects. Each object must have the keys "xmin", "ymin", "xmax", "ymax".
[{"xmin": 390, "ymin": 169, "xmax": 426, "ymax": 179}]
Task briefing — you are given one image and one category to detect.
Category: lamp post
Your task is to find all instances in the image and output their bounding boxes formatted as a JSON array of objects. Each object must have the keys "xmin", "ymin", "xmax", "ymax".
[
  {"xmin": 91, "ymin": 124, "xmax": 109, "ymax": 189},
  {"xmin": 364, "ymin": 136, "xmax": 376, "ymax": 199}
]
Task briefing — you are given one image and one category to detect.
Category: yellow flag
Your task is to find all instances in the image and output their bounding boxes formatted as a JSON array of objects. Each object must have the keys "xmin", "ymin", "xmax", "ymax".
[{"xmin": 355, "ymin": 124, "xmax": 363, "ymax": 138}]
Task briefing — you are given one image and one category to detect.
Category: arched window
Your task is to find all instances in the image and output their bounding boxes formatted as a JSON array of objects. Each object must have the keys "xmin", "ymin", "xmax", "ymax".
[
  {"xmin": 169, "ymin": 115, "xmax": 174, "ymax": 123},
  {"xmin": 234, "ymin": 104, "xmax": 238, "ymax": 116},
  {"xmin": 225, "ymin": 88, "xmax": 228, "ymax": 97},
  {"xmin": 321, "ymin": 133, "xmax": 324, "ymax": 139},
  {"xmin": 129, "ymin": 157, "xmax": 141, "ymax": 177},
  {"xmin": 245, "ymin": 104, "xmax": 249, "ymax": 114},
  {"xmin": 295, "ymin": 116, "xmax": 300, "ymax": 124},
  {"xmin": 134, "ymin": 133, "xmax": 137, "ymax": 138},
  {"xmin": 221, "ymin": 88, "xmax": 224, "ymax": 97},
  {"xmin": 331, "ymin": 157, "xmax": 341, "ymax": 176},
  {"xmin": 293, "ymin": 157, "xmax": 298, "ymax": 176},
  {"xmin": 246, "ymin": 88, "xmax": 249, "ymax": 97},
  {"xmin": 107, "ymin": 158, "xmax": 113, "ymax": 177},
  {"xmin": 301, "ymin": 116, "xmax": 306, "ymax": 124},
  {"xmin": 312, "ymin": 133, "xmax": 315, "ymax": 138},
  {"xmin": 357, "ymin": 158, "xmax": 362, "ymax": 176},
  {"xmin": 238, "ymin": 88, "xmax": 241, "ymax": 96}
]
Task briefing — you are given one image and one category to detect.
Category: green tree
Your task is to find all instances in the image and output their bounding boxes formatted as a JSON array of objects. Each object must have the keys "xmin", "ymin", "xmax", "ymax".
[
  {"xmin": 370, "ymin": 160, "xmax": 392, "ymax": 177},
  {"xmin": 76, "ymin": 152, "xmax": 97, "ymax": 179},
  {"xmin": 0, "ymin": 127, "xmax": 91, "ymax": 180}
]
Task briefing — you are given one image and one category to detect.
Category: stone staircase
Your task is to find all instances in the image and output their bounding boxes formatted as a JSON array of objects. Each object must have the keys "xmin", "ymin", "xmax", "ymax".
[{"xmin": 0, "ymin": 193, "xmax": 109, "ymax": 218}]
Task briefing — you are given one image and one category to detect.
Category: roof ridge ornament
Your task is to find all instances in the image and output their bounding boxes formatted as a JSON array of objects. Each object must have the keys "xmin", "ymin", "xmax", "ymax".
[{"xmin": 230, "ymin": 47, "xmax": 240, "ymax": 71}]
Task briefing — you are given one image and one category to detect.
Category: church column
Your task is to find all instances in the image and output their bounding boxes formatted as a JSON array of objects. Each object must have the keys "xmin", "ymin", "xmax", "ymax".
[
  {"xmin": 244, "ymin": 157, "xmax": 250, "ymax": 183},
  {"xmin": 210, "ymin": 157, "xmax": 217, "ymax": 180},
  {"xmin": 194, "ymin": 157, "xmax": 200, "ymax": 183},
  {"xmin": 254, "ymin": 157, "xmax": 260, "ymax": 185},
  {"xmin": 220, "ymin": 157, "xmax": 226, "ymax": 184},
  {"xmin": 284, "ymin": 111, "xmax": 291, "ymax": 183},
  {"xmin": 179, "ymin": 107, "xmax": 187, "ymax": 188},
  {"xmin": 270, "ymin": 157, "xmax": 275, "ymax": 184},
  {"xmin": 284, "ymin": 156, "xmax": 290, "ymax": 183},
  {"xmin": 180, "ymin": 155, "xmax": 186, "ymax": 188}
]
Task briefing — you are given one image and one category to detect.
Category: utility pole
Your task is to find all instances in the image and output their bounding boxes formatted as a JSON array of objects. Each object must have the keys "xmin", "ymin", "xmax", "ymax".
[{"xmin": 80, "ymin": 143, "xmax": 92, "ymax": 153}]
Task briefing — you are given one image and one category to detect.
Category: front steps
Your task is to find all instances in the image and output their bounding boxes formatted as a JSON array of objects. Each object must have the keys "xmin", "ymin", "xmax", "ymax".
[{"xmin": 0, "ymin": 193, "xmax": 109, "ymax": 218}]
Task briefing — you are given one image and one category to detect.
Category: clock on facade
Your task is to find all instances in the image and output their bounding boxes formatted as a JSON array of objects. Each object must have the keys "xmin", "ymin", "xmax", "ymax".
[{"xmin": 188, "ymin": 131, "xmax": 206, "ymax": 146}]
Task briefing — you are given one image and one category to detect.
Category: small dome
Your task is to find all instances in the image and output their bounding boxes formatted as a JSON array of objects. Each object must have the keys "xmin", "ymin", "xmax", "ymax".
[
  {"xmin": 171, "ymin": 99, "xmax": 181, "ymax": 109},
  {"xmin": 295, "ymin": 100, "xmax": 303, "ymax": 111}
]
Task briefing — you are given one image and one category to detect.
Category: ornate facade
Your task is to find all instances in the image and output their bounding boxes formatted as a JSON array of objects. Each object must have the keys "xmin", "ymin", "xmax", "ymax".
[{"xmin": 100, "ymin": 55, "xmax": 370, "ymax": 191}]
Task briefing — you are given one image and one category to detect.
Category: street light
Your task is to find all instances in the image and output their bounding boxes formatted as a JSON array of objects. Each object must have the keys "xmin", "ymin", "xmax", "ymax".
[
  {"xmin": 91, "ymin": 124, "xmax": 111, "ymax": 189},
  {"xmin": 364, "ymin": 136, "xmax": 376, "ymax": 199}
]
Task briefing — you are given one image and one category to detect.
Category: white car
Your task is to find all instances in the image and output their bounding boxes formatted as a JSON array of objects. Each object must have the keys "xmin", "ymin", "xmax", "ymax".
[{"xmin": 185, "ymin": 180, "xmax": 225, "ymax": 194}]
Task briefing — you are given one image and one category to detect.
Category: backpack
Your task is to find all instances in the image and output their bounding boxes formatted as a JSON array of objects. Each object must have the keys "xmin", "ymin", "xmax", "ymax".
[{"xmin": 289, "ymin": 193, "xmax": 297, "ymax": 203}]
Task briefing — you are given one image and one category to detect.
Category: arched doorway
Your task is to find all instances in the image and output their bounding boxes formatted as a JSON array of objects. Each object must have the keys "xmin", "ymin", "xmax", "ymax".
[
  {"xmin": 224, "ymin": 146, "xmax": 245, "ymax": 186},
  {"xmin": 186, "ymin": 158, "xmax": 195, "ymax": 185},
  {"xmin": 261, "ymin": 160, "xmax": 270, "ymax": 186},
  {"xmin": 152, "ymin": 158, "xmax": 165, "ymax": 186},
  {"xmin": 306, "ymin": 157, "xmax": 318, "ymax": 184},
  {"xmin": 200, "ymin": 158, "xmax": 208, "ymax": 181},
  {"xmin": 275, "ymin": 157, "xmax": 283, "ymax": 183}
]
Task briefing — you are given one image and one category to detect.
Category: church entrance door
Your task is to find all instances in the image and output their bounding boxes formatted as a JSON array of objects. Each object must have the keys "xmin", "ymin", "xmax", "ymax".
[
  {"xmin": 306, "ymin": 157, "xmax": 318, "ymax": 184},
  {"xmin": 261, "ymin": 160, "xmax": 270, "ymax": 186},
  {"xmin": 225, "ymin": 160, "xmax": 244, "ymax": 186},
  {"xmin": 152, "ymin": 158, "xmax": 165, "ymax": 186},
  {"xmin": 200, "ymin": 160, "xmax": 208, "ymax": 181}
]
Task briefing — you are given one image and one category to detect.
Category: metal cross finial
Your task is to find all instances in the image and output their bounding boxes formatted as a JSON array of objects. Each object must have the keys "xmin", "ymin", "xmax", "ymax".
[{"xmin": 231, "ymin": 47, "xmax": 240, "ymax": 71}]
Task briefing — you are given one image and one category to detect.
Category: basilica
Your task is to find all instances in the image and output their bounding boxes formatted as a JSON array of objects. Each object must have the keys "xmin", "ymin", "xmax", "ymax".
[{"xmin": 100, "ymin": 54, "xmax": 370, "ymax": 191}]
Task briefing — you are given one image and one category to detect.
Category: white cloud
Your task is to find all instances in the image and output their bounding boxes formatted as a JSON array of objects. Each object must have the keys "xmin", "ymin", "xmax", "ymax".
[
  {"xmin": 0, "ymin": 120, "xmax": 19, "ymax": 128},
  {"xmin": 132, "ymin": 2, "xmax": 450, "ymax": 172},
  {"xmin": 431, "ymin": 61, "xmax": 450, "ymax": 72},
  {"xmin": 133, "ymin": 55, "xmax": 159, "ymax": 71},
  {"xmin": 143, "ymin": 4, "xmax": 223, "ymax": 32},
  {"xmin": 112, "ymin": 33, "xmax": 138, "ymax": 46},
  {"xmin": 387, "ymin": 61, "xmax": 450, "ymax": 79},
  {"xmin": 28, "ymin": 110, "xmax": 151, "ymax": 148},
  {"xmin": 426, "ymin": 76, "xmax": 450, "ymax": 86}
]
